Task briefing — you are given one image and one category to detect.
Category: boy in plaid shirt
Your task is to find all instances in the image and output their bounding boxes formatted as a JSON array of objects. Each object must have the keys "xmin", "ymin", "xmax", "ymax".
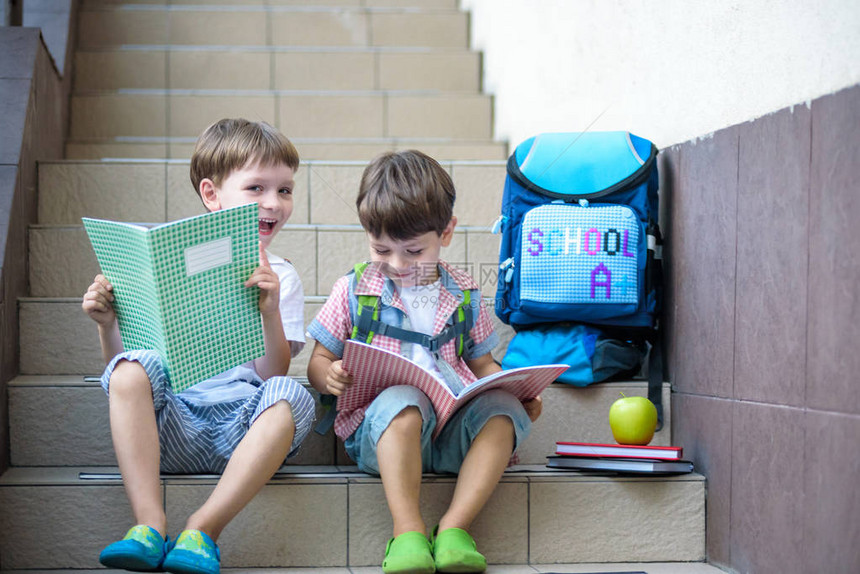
[{"xmin": 307, "ymin": 150, "xmax": 542, "ymax": 574}]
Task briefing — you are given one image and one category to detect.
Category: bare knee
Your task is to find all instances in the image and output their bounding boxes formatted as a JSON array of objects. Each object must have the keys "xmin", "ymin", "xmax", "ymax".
[
  {"xmin": 256, "ymin": 400, "xmax": 295, "ymax": 432},
  {"xmin": 108, "ymin": 360, "xmax": 152, "ymax": 398},
  {"xmin": 386, "ymin": 406, "xmax": 423, "ymax": 436},
  {"xmin": 482, "ymin": 414, "xmax": 515, "ymax": 444}
]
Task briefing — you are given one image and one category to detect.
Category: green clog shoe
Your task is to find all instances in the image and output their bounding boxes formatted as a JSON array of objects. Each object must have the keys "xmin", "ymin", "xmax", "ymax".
[
  {"xmin": 431, "ymin": 526, "xmax": 487, "ymax": 573},
  {"xmin": 382, "ymin": 530, "xmax": 436, "ymax": 574}
]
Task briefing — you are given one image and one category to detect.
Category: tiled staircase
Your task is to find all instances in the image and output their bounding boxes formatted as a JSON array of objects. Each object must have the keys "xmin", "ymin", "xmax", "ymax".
[{"xmin": 0, "ymin": 1, "xmax": 710, "ymax": 571}]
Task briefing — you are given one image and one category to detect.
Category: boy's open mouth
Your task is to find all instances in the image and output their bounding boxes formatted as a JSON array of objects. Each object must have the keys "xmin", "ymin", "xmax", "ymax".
[{"xmin": 259, "ymin": 218, "xmax": 277, "ymax": 234}]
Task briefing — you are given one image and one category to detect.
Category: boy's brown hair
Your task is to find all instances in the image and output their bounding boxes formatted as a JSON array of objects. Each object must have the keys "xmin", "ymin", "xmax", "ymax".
[
  {"xmin": 190, "ymin": 118, "xmax": 300, "ymax": 195},
  {"xmin": 357, "ymin": 150, "xmax": 455, "ymax": 240}
]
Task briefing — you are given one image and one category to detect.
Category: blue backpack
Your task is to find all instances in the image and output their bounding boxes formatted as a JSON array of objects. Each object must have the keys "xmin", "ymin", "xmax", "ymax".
[{"xmin": 493, "ymin": 132, "xmax": 665, "ymax": 424}]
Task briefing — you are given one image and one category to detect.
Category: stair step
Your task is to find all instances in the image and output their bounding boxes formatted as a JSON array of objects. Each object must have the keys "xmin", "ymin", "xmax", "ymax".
[
  {"xmin": 77, "ymin": 5, "xmax": 469, "ymax": 49},
  {"xmin": 37, "ymin": 160, "xmax": 507, "ymax": 227},
  {"xmin": 0, "ymin": 565, "xmax": 727, "ymax": 574},
  {"xmin": 83, "ymin": 0, "xmax": 462, "ymax": 9},
  {"xmin": 75, "ymin": 47, "xmax": 482, "ymax": 92},
  {"xmin": 0, "ymin": 466, "xmax": 704, "ymax": 569},
  {"xmin": 69, "ymin": 91, "xmax": 493, "ymax": 140},
  {"xmin": 30, "ymin": 223, "xmax": 504, "ymax": 297},
  {"xmin": 64, "ymin": 138, "xmax": 508, "ymax": 161},
  {"xmin": 17, "ymin": 295, "xmax": 513, "ymax": 385},
  {"xmin": 8, "ymin": 374, "xmax": 672, "ymax": 467}
]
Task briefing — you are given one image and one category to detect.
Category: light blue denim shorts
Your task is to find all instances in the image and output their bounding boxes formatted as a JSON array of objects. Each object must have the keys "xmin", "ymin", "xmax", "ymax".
[{"xmin": 344, "ymin": 385, "xmax": 532, "ymax": 475}]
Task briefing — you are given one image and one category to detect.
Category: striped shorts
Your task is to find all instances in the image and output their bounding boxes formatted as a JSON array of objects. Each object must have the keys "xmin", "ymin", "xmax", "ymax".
[{"xmin": 100, "ymin": 350, "xmax": 315, "ymax": 474}]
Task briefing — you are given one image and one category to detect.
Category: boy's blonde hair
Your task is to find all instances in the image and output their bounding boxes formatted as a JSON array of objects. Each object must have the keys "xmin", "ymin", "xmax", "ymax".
[
  {"xmin": 357, "ymin": 150, "xmax": 455, "ymax": 240},
  {"xmin": 190, "ymin": 118, "xmax": 299, "ymax": 195}
]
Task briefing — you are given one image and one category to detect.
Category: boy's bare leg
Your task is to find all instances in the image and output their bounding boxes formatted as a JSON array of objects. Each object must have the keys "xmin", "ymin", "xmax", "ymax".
[
  {"xmin": 184, "ymin": 400, "xmax": 295, "ymax": 541},
  {"xmin": 376, "ymin": 407, "xmax": 426, "ymax": 537},
  {"xmin": 437, "ymin": 415, "xmax": 514, "ymax": 532},
  {"xmin": 108, "ymin": 360, "xmax": 167, "ymax": 537}
]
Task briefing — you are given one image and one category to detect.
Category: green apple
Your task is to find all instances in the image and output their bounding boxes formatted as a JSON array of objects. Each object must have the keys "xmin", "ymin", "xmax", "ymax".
[{"xmin": 609, "ymin": 394, "xmax": 658, "ymax": 445}]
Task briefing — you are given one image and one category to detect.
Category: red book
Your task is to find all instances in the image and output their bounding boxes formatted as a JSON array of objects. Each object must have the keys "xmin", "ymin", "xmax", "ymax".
[
  {"xmin": 555, "ymin": 441, "xmax": 683, "ymax": 461},
  {"xmin": 340, "ymin": 340, "xmax": 568, "ymax": 437}
]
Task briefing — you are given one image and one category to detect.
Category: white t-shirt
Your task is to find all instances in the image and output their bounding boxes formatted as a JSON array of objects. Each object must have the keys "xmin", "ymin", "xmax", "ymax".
[
  {"xmin": 398, "ymin": 280, "xmax": 446, "ymax": 383},
  {"xmin": 180, "ymin": 251, "xmax": 305, "ymax": 405}
]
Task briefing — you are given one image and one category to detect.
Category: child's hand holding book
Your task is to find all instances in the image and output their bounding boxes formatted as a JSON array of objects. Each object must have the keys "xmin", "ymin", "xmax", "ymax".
[
  {"xmin": 82, "ymin": 274, "xmax": 117, "ymax": 327},
  {"xmin": 324, "ymin": 360, "xmax": 355, "ymax": 396}
]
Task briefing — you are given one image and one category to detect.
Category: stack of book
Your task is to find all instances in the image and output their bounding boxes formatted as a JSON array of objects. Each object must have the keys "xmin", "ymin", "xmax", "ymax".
[{"xmin": 547, "ymin": 441, "xmax": 694, "ymax": 475}]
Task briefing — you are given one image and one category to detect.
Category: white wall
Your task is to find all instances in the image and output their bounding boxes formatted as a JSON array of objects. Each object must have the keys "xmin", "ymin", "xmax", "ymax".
[{"xmin": 461, "ymin": 0, "xmax": 860, "ymax": 149}]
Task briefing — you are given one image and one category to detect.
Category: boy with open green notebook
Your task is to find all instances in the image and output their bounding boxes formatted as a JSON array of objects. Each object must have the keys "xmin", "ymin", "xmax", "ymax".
[{"xmin": 82, "ymin": 118, "xmax": 314, "ymax": 574}]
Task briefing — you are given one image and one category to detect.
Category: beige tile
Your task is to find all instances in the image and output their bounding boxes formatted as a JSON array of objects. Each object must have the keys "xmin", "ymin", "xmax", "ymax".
[
  {"xmin": 83, "ymin": 0, "xmax": 167, "ymax": 5},
  {"xmin": 292, "ymin": 301, "xmax": 322, "ymax": 376},
  {"xmin": 65, "ymin": 141, "xmax": 170, "ymax": 160},
  {"xmin": 307, "ymin": 163, "xmax": 363, "ymax": 225},
  {"xmin": 464, "ymin": 230, "xmax": 500, "ymax": 293},
  {"xmin": 270, "ymin": 0, "xmax": 359, "ymax": 5},
  {"xmin": 291, "ymin": 161, "xmax": 311, "ymax": 224},
  {"xmin": 367, "ymin": 0, "xmax": 457, "ymax": 7},
  {"xmin": 271, "ymin": 11, "xmax": 369, "ymax": 47},
  {"xmin": 0, "ymin": 484, "xmax": 135, "ymax": 569},
  {"xmin": 533, "ymin": 564, "xmax": 725, "ymax": 574},
  {"xmin": 172, "ymin": 0, "xmax": 268, "ymax": 3},
  {"xmin": 74, "ymin": 50, "xmax": 166, "ymax": 91},
  {"xmin": 168, "ymin": 10, "xmax": 268, "ymax": 46},
  {"xmin": 39, "ymin": 162, "xmax": 167, "ymax": 223},
  {"xmin": 29, "ymin": 227, "xmax": 99, "ymax": 298},
  {"xmin": 274, "ymin": 51, "xmax": 374, "ymax": 91},
  {"xmin": 169, "ymin": 51, "xmax": 271, "ymax": 90},
  {"xmin": 166, "ymin": 162, "xmax": 206, "ymax": 221},
  {"xmin": 530, "ymin": 478, "xmax": 705, "ymax": 563},
  {"xmin": 168, "ymin": 95, "xmax": 277, "ymax": 138},
  {"xmin": 317, "ymin": 228, "xmax": 369, "ymax": 294},
  {"xmin": 10, "ymin": 385, "xmax": 114, "ymax": 466},
  {"xmin": 378, "ymin": 51, "xmax": 480, "ymax": 91},
  {"xmin": 268, "ymin": 227, "xmax": 317, "ymax": 295},
  {"xmin": 19, "ymin": 300, "xmax": 104, "ymax": 375},
  {"xmin": 278, "ymin": 95, "xmax": 384, "ymax": 138},
  {"xmin": 77, "ymin": 9, "xmax": 168, "ymax": 47},
  {"xmin": 71, "ymin": 94, "xmax": 167, "ymax": 138},
  {"xmin": 451, "ymin": 162, "xmax": 507, "ymax": 226},
  {"xmin": 168, "ymin": 142, "xmax": 196, "ymax": 160},
  {"xmin": 165, "ymin": 482, "xmax": 348, "ymax": 567},
  {"xmin": 395, "ymin": 141, "xmax": 508, "ymax": 161},
  {"xmin": 387, "ymin": 95, "xmax": 492, "ymax": 139},
  {"xmin": 443, "ymin": 230, "xmax": 467, "ymax": 271},
  {"xmin": 370, "ymin": 12, "xmax": 468, "ymax": 48},
  {"xmin": 348, "ymin": 478, "xmax": 528, "ymax": 566},
  {"xmin": 296, "ymin": 141, "xmax": 394, "ymax": 161}
]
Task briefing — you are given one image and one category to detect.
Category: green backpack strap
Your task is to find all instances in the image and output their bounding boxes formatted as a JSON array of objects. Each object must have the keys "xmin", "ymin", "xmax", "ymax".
[
  {"xmin": 351, "ymin": 261, "xmax": 477, "ymax": 357},
  {"xmin": 351, "ymin": 263, "xmax": 381, "ymax": 345}
]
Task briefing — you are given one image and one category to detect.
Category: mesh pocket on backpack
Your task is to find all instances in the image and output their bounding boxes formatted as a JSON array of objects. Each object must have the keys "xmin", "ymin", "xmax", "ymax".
[{"xmin": 519, "ymin": 204, "xmax": 640, "ymax": 305}]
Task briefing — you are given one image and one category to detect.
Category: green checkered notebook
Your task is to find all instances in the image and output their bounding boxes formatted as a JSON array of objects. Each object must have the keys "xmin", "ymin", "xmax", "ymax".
[{"xmin": 83, "ymin": 203, "xmax": 264, "ymax": 392}]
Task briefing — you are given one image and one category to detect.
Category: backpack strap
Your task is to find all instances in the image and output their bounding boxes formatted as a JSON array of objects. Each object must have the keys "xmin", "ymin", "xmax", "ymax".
[
  {"xmin": 350, "ymin": 262, "xmax": 476, "ymax": 356},
  {"xmin": 314, "ymin": 264, "xmax": 477, "ymax": 436}
]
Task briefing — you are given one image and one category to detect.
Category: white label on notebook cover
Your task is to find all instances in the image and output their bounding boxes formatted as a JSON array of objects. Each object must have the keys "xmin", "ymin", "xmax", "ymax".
[{"xmin": 185, "ymin": 236, "xmax": 233, "ymax": 276}]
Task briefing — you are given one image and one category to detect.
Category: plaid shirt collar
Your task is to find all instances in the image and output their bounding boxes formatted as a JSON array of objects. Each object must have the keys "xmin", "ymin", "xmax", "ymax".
[{"xmin": 354, "ymin": 260, "xmax": 479, "ymax": 332}]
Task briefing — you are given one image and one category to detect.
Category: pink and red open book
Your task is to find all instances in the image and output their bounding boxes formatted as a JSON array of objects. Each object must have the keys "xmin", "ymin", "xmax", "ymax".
[{"xmin": 339, "ymin": 340, "xmax": 569, "ymax": 437}]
